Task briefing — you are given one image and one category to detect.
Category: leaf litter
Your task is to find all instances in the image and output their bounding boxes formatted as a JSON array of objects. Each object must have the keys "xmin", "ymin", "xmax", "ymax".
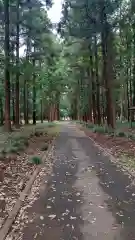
[{"xmin": 5, "ymin": 145, "xmax": 55, "ymax": 240}]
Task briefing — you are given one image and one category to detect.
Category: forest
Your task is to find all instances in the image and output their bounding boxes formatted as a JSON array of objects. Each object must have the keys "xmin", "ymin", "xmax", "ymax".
[
  {"xmin": 59, "ymin": 0, "xmax": 135, "ymax": 130},
  {"xmin": 1, "ymin": 0, "xmax": 135, "ymax": 236},
  {"xmin": 1, "ymin": 0, "xmax": 135, "ymax": 132},
  {"xmin": 1, "ymin": 0, "xmax": 69, "ymax": 132}
]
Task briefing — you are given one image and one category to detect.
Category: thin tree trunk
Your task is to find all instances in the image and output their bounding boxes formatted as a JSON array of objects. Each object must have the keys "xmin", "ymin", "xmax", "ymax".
[
  {"xmin": 40, "ymin": 83, "xmax": 43, "ymax": 123},
  {"xmin": 24, "ymin": 0, "xmax": 32, "ymax": 125},
  {"xmin": 86, "ymin": 68, "xmax": 92, "ymax": 122},
  {"xmin": 26, "ymin": 84, "xmax": 29, "ymax": 124},
  {"xmin": 100, "ymin": 6, "xmax": 115, "ymax": 128},
  {"xmin": 15, "ymin": 0, "xmax": 20, "ymax": 127},
  {"xmin": 32, "ymin": 57, "xmax": 36, "ymax": 125},
  {"xmin": 4, "ymin": 0, "xmax": 11, "ymax": 131},
  {"xmin": 23, "ymin": 80, "xmax": 27, "ymax": 124},
  {"xmin": 40, "ymin": 98, "xmax": 43, "ymax": 123},
  {"xmin": 12, "ymin": 82, "xmax": 15, "ymax": 124},
  {"xmin": 126, "ymin": 35, "xmax": 130, "ymax": 121},
  {"xmin": 94, "ymin": 35, "xmax": 101, "ymax": 125},
  {"xmin": 89, "ymin": 44, "xmax": 96, "ymax": 124}
]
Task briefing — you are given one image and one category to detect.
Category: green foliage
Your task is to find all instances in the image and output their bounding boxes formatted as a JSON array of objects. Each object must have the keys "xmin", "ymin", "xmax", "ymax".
[
  {"xmin": 47, "ymin": 122, "xmax": 55, "ymax": 128},
  {"xmin": 7, "ymin": 146, "xmax": 18, "ymax": 154},
  {"xmin": 30, "ymin": 155, "xmax": 42, "ymax": 165},
  {"xmin": 116, "ymin": 131, "xmax": 127, "ymax": 137},
  {"xmin": 92, "ymin": 126, "xmax": 107, "ymax": 134},
  {"xmin": 87, "ymin": 122, "xmax": 95, "ymax": 129}
]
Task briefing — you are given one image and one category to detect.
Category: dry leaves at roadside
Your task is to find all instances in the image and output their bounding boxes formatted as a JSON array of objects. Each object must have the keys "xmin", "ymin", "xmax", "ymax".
[
  {"xmin": 5, "ymin": 146, "xmax": 54, "ymax": 240},
  {"xmin": 80, "ymin": 126, "xmax": 135, "ymax": 176},
  {"xmin": 0, "ymin": 128, "xmax": 56, "ymax": 230}
]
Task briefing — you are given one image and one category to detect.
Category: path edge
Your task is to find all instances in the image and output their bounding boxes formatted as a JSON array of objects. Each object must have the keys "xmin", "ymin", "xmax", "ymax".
[
  {"xmin": 0, "ymin": 138, "xmax": 55, "ymax": 240},
  {"xmin": 77, "ymin": 123, "xmax": 135, "ymax": 179}
]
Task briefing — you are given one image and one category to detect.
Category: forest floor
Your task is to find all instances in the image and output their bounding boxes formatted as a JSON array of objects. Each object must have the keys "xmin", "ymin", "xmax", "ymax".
[
  {"xmin": 79, "ymin": 122, "xmax": 135, "ymax": 175},
  {"xmin": 4, "ymin": 122, "xmax": 135, "ymax": 240},
  {"xmin": 0, "ymin": 122, "xmax": 59, "ymax": 231}
]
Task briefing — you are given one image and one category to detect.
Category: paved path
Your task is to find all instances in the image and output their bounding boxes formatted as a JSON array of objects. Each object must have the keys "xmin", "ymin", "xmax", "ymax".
[{"xmin": 22, "ymin": 123, "xmax": 135, "ymax": 240}]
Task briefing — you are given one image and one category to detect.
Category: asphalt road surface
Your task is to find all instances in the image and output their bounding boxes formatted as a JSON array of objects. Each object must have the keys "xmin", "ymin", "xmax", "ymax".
[{"xmin": 22, "ymin": 123, "xmax": 135, "ymax": 240}]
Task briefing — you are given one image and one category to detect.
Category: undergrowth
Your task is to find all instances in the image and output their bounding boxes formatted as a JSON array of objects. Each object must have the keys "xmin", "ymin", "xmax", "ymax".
[
  {"xmin": 30, "ymin": 155, "xmax": 42, "ymax": 165},
  {"xmin": 79, "ymin": 121, "xmax": 135, "ymax": 141}
]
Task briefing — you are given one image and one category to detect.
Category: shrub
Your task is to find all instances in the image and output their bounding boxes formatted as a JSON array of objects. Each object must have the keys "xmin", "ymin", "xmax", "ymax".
[
  {"xmin": 116, "ymin": 131, "xmax": 126, "ymax": 137},
  {"xmin": 22, "ymin": 139, "xmax": 29, "ymax": 146},
  {"xmin": 12, "ymin": 141, "xmax": 20, "ymax": 148},
  {"xmin": 7, "ymin": 147, "xmax": 18, "ymax": 154},
  {"xmin": 30, "ymin": 155, "xmax": 42, "ymax": 165},
  {"xmin": 1, "ymin": 149, "xmax": 6, "ymax": 156},
  {"xmin": 0, "ymin": 149, "xmax": 7, "ymax": 161},
  {"xmin": 92, "ymin": 125, "xmax": 106, "ymax": 134},
  {"xmin": 17, "ymin": 145, "xmax": 25, "ymax": 151},
  {"xmin": 87, "ymin": 122, "xmax": 94, "ymax": 129},
  {"xmin": 47, "ymin": 122, "xmax": 55, "ymax": 128}
]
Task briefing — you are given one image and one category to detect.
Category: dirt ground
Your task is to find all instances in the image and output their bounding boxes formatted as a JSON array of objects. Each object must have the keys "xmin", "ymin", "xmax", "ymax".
[{"xmin": 0, "ymin": 122, "xmax": 59, "ymax": 230}]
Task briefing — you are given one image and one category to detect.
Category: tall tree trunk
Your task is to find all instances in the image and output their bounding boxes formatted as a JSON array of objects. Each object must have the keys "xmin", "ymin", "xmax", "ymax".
[
  {"xmin": 126, "ymin": 35, "xmax": 130, "ymax": 121},
  {"xmin": 56, "ymin": 92, "xmax": 60, "ymax": 121},
  {"xmin": 12, "ymin": 82, "xmax": 15, "ymax": 124},
  {"xmin": 24, "ymin": 0, "xmax": 32, "ymax": 125},
  {"xmin": 100, "ymin": 6, "xmax": 115, "ymax": 128},
  {"xmin": 129, "ymin": 61, "xmax": 133, "ymax": 122},
  {"xmin": 40, "ymin": 84, "xmax": 43, "ymax": 123},
  {"xmin": 32, "ymin": 57, "xmax": 36, "ymax": 125},
  {"xmin": 26, "ymin": 84, "xmax": 29, "ymax": 124},
  {"xmin": 15, "ymin": 0, "xmax": 20, "ymax": 127},
  {"xmin": 40, "ymin": 98, "xmax": 43, "ymax": 123},
  {"xmin": 94, "ymin": 35, "xmax": 101, "ymax": 125},
  {"xmin": 4, "ymin": 0, "xmax": 11, "ymax": 131},
  {"xmin": 89, "ymin": 44, "xmax": 96, "ymax": 124},
  {"xmin": 132, "ymin": 22, "xmax": 135, "ymax": 122},
  {"xmin": 86, "ymin": 68, "xmax": 92, "ymax": 122},
  {"xmin": 57, "ymin": 102, "xmax": 60, "ymax": 120},
  {"xmin": 23, "ymin": 80, "xmax": 27, "ymax": 124}
]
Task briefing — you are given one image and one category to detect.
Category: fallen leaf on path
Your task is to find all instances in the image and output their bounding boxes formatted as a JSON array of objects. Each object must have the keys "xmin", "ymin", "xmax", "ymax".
[
  {"xmin": 46, "ymin": 205, "xmax": 51, "ymax": 209},
  {"xmin": 48, "ymin": 214, "xmax": 56, "ymax": 220},
  {"xmin": 70, "ymin": 216, "xmax": 76, "ymax": 220}
]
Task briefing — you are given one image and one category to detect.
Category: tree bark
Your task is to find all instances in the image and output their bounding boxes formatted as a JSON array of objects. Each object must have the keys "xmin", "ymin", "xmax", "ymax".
[
  {"xmin": 40, "ymin": 99, "xmax": 43, "ymax": 123},
  {"xmin": 4, "ymin": 0, "xmax": 11, "ymax": 131},
  {"xmin": 100, "ymin": 6, "xmax": 115, "ymax": 128},
  {"xmin": 32, "ymin": 57, "xmax": 36, "ymax": 125},
  {"xmin": 15, "ymin": 0, "xmax": 20, "ymax": 127},
  {"xmin": 89, "ymin": 44, "xmax": 97, "ymax": 124},
  {"xmin": 94, "ymin": 35, "xmax": 101, "ymax": 125},
  {"xmin": 12, "ymin": 82, "xmax": 15, "ymax": 124}
]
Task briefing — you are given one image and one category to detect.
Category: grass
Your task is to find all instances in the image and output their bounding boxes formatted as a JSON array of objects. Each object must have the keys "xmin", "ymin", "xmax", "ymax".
[
  {"xmin": 0, "ymin": 121, "xmax": 60, "ymax": 159},
  {"xmin": 30, "ymin": 155, "xmax": 42, "ymax": 165},
  {"xmin": 79, "ymin": 120, "xmax": 135, "ymax": 141},
  {"xmin": 116, "ymin": 120, "xmax": 135, "ymax": 129}
]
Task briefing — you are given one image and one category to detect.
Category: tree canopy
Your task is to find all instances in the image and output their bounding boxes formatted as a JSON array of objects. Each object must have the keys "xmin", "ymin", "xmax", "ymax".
[
  {"xmin": 1, "ymin": 0, "xmax": 135, "ymax": 131},
  {"xmin": 57, "ymin": 0, "xmax": 135, "ymax": 127}
]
